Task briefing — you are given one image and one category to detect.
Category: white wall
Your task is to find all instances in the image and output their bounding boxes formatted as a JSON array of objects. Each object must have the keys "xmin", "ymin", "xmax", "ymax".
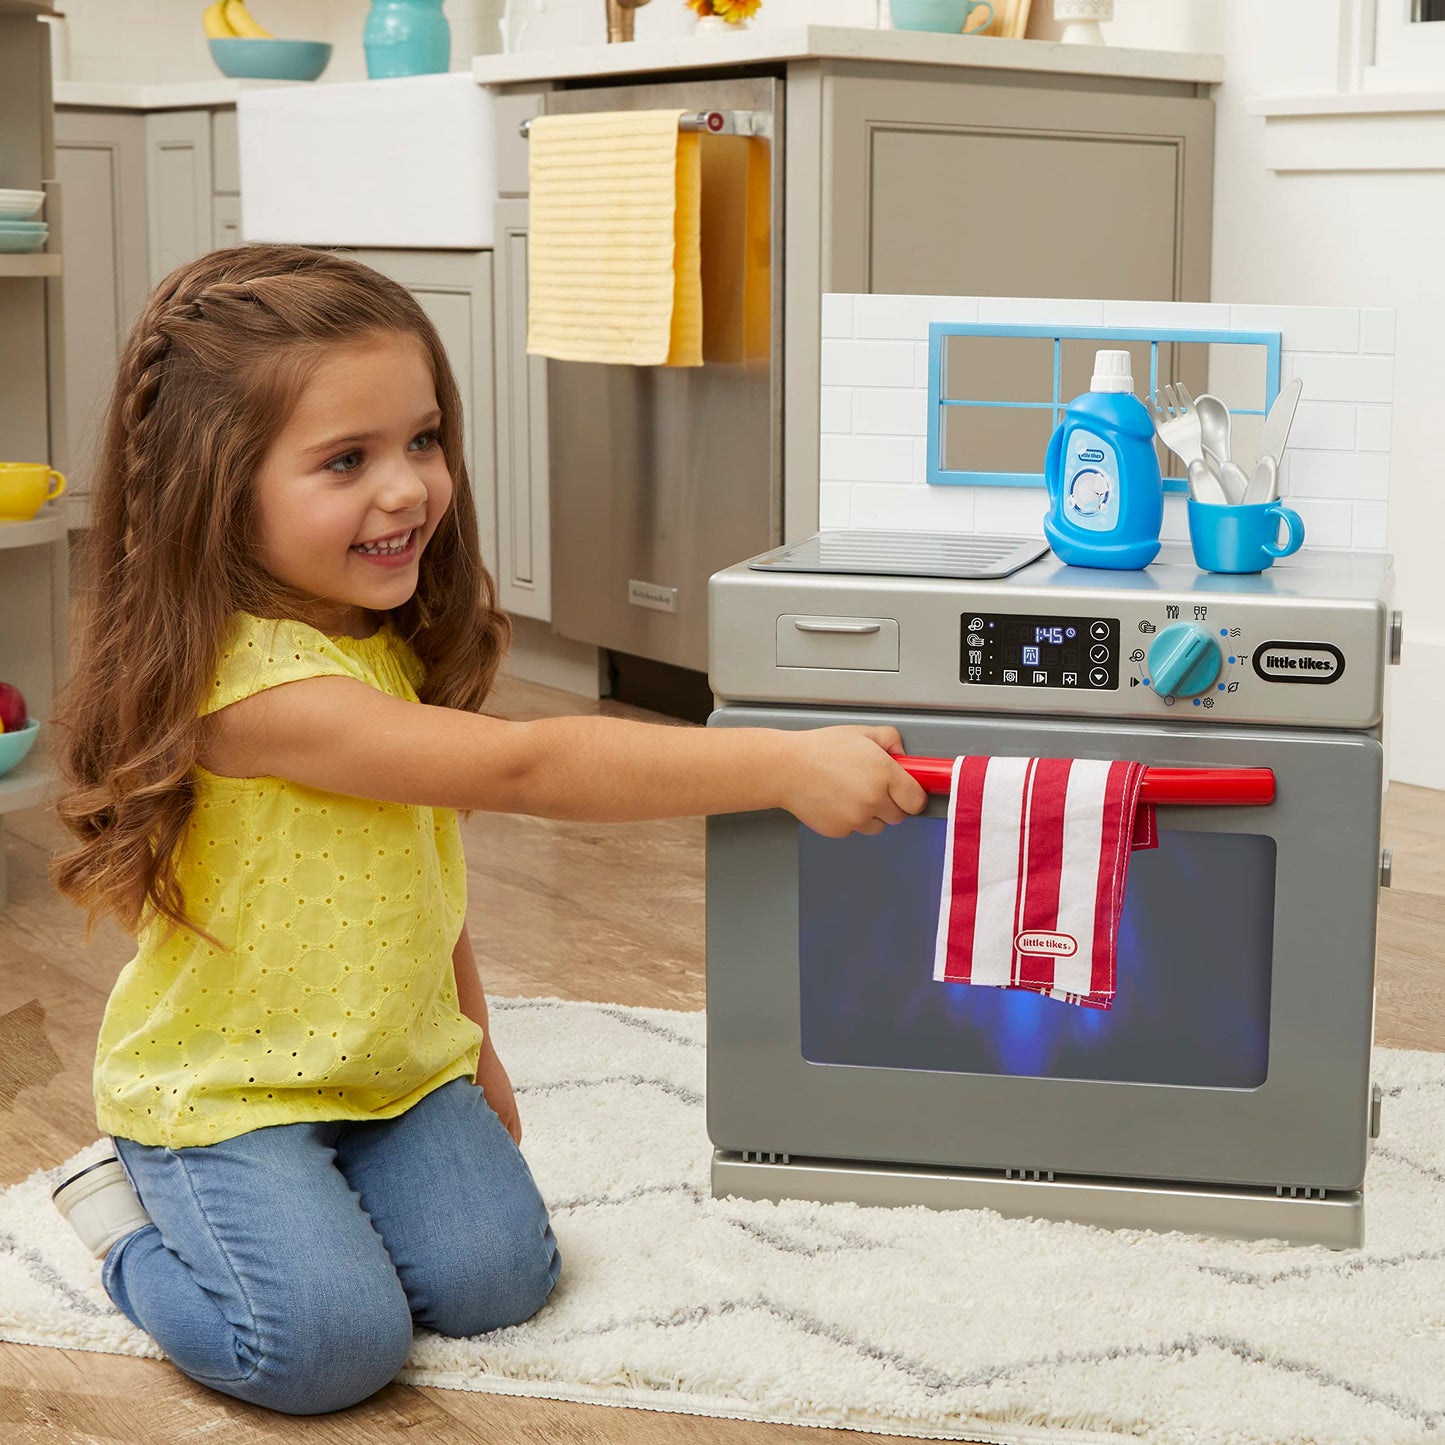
[{"xmin": 1203, "ymin": 2, "xmax": 1442, "ymax": 788}]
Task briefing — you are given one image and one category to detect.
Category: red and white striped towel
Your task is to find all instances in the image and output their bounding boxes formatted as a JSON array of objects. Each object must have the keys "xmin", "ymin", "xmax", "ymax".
[{"xmin": 932, "ymin": 757, "xmax": 1157, "ymax": 1010}]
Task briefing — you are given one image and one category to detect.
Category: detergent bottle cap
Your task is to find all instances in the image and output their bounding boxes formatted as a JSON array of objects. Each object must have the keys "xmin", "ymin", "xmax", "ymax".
[{"xmin": 1091, "ymin": 349, "xmax": 1134, "ymax": 394}]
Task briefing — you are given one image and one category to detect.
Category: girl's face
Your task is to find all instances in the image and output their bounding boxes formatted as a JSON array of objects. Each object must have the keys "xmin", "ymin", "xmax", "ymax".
[{"xmin": 255, "ymin": 332, "xmax": 454, "ymax": 638}]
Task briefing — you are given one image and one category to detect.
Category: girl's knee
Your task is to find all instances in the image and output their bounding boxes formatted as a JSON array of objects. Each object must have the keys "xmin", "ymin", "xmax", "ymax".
[
  {"xmin": 425, "ymin": 1220, "xmax": 561, "ymax": 1339},
  {"xmin": 205, "ymin": 1277, "xmax": 414, "ymax": 1416}
]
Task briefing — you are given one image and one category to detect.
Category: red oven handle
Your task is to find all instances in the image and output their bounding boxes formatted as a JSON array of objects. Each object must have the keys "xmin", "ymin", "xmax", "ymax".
[{"xmin": 893, "ymin": 756, "xmax": 1275, "ymax": 806}]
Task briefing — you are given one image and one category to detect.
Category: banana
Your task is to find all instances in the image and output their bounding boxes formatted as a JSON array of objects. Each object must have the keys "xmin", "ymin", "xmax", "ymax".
[
  {"xmin": 202, "ymin": 0, "xmax": 237, "ymax": 38},
  {"xmin": 223, "ymin": 0, "xmax": 274, "ymax": 39}
]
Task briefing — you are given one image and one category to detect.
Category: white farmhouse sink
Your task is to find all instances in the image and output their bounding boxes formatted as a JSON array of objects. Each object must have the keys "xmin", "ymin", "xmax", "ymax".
[{"xmin": 238, "ymin": 72, "xmax": 495, "ymax": 249}]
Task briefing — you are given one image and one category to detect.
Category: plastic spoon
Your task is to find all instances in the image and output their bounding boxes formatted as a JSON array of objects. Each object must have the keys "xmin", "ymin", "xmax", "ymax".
[
  {"xmin": 1243, "ymin": 453, "xmax": 1278, "ymax": 506},
  {"xmin": 1187, "ymin": 457, "xmax": 1230, "ymax": 506},
  {"xmin": 1192, "ymin": 393, "xmax": 1248, "ymax": 501}
]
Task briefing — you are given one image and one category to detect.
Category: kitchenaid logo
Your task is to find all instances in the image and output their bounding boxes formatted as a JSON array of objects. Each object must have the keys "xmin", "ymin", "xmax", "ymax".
[
  {"xmin": 1251, "ymin": 640, "xmax": 1345, "ymax": 685},
  {"xmin": 1015, "ymin": 930, "xmax": 1078, "ymax": 957},
  {"xmin": 1076, "ymin": 448, "xmax": 1106, "ymax": 463},
  {"xmin": 628, "ymin": 580, "xmax": 678, "ymax": 614}
]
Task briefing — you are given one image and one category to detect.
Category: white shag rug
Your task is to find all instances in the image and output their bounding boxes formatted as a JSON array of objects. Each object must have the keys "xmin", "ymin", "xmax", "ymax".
[{"xmin": 2, "ymin": 997, "xmax": 1443, "ymax": 1445}]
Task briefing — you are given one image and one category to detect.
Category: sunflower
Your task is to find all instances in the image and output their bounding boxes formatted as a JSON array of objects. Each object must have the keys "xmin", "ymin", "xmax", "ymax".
[{"xmin": 685, "ymin": 0, "xmax": 761, "ymax": 19}]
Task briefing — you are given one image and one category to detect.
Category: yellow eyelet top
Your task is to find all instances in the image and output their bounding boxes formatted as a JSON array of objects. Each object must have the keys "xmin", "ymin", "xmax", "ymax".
[{"xmin": 93, "ymin": 613, "xmax": 481, "ymax": 1149}]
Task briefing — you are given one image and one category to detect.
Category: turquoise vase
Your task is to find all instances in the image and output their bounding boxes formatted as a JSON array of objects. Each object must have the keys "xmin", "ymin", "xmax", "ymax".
[{"xmin": 364, "ymin": 0, "xmax": 450, "ymax": 79}]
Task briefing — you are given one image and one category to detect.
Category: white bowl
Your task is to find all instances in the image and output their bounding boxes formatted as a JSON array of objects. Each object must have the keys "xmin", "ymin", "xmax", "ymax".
[{"xmin": 0, "ymin": 189, "xmax": 45, "ymax": 221}]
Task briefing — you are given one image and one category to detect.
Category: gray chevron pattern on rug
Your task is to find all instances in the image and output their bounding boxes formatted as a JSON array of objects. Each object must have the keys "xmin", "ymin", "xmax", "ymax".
[{"xmin": 2, "ymin": 996, "xmax": 1442, "ymax": 1444}]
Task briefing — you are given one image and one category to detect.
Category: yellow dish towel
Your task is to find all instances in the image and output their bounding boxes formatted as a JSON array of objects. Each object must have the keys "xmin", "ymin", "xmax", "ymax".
[{"xmin": 526, "ymin": 109, "xmax": 702, "ymax": 368}]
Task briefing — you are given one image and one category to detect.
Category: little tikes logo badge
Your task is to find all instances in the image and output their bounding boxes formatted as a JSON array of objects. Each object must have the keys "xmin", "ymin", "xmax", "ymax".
[
  {"xmin": 1015, "ymin": 930, "xmax": 1078, "ymax": 957},
  {"xmin": 1077, "ymin": 448, "xmax": 1106, "ymax": 463}
]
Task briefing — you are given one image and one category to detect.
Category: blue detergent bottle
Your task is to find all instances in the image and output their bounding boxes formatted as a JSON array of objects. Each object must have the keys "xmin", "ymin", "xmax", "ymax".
[{"xmin": 1043, "ymin": 349, "xmax": 1163, "ymax": 570}]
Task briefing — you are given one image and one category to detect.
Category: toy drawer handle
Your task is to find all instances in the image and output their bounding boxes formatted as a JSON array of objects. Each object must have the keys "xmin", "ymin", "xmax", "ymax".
[
  {"xmin": 893, "ymin": 756, "xmax": 1275, "ymax": 807},
  {"xmin": 792, "ymin": 620, "xmax": 883, "ymax": 635}
]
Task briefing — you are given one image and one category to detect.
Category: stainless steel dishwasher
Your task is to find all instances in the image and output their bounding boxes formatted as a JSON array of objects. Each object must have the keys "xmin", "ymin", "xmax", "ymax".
[{"xmin": 539, "ymin": 76, "xmax": 782, "ymax": 678}]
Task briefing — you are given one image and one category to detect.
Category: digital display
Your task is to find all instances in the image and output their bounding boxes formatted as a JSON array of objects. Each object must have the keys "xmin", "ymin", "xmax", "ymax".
[{"xmin": 960, "ymin": 612, "xmax": 1119, "ymax": 690}]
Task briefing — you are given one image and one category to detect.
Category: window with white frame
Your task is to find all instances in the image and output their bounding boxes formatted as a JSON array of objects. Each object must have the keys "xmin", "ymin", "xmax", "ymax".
[{"xmin": 1370, "ymin": 0, "xmax": 1445, "ymax": 85}]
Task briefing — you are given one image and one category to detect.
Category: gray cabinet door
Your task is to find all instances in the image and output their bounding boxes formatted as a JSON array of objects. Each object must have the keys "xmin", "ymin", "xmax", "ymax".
[
  {"xmin": 825, "ymin": 68, "xmax": 1213, "ymax": 300},
  {"xmin": 55, "ymin": 109, "xmax": 150, "ymax": 501},
  {"xmin": 346, "ymin": 249, "xmax": 498, "ymax": 577},
  {"xmin": 212, "ymin": 193, "xmax": 241, "ymax": 250},
  {"xmin": 491, "ymin": 198, "xmax": 551, "ymax": 622},
  {"xmin": 145, "ymin": 108, "xmax": 213, "ymax": 285}
]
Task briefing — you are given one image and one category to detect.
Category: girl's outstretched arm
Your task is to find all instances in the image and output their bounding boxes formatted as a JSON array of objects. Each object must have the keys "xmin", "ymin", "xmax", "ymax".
[{"xmin": 200, "ymin": 677, "xmax": 926, "ymax": 837}]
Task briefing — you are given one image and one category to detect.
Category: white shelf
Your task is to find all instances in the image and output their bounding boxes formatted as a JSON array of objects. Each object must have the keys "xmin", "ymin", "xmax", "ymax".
[
  {"xmin": 0, "ymin": 751, "xmax": 53, "ymax": 815},
  {"xmin": 0, "ymin": 510, "xmax": 66, "ymax": 549},
  {"xmin": 0, "ymin": 254, "xmax": 61, "ymax": 278}
]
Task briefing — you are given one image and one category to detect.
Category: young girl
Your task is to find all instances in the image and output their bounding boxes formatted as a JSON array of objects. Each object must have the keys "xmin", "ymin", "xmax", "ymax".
[{"xmin": 48, "ymin": 244, "xmax": 925, "ymax": 1416}]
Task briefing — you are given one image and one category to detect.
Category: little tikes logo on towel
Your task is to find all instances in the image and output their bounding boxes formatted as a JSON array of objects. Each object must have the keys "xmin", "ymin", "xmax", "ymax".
[{"xmin": 1015, "ymin": 930, "xmax": 1078, "ymax": 957}]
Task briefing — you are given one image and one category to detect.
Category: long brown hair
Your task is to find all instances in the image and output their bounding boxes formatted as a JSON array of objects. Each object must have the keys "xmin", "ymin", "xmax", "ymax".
[{"xmin": 51, "ymin": 243, "xmax": 511, "ymax": 939}]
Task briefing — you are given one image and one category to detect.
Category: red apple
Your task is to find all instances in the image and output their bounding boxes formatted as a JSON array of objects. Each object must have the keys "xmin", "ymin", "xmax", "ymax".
[{"xmin": 0, "ymin": 682, "xmax": 27, "ymax": 733}]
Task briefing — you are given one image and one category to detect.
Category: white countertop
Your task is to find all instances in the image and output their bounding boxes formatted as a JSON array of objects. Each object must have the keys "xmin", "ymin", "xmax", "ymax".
[
  {"xmin": 472, "ymin": 25, "xmax": 1223, "ymax": 88},
  {"xmin": 54, "ymin": 78, "xmax": 303, "ymax": 110}
]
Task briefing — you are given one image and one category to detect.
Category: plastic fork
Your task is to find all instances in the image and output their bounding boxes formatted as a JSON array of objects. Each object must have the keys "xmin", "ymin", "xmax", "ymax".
[{"xmin": 1146, "ymin": 384, "xmax": 1207, "ymax": 471}]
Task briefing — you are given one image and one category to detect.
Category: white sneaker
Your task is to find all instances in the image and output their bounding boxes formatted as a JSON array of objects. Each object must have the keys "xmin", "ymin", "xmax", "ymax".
[{"xmin": 52, "ymin": 1156, "xmax": 152, "ymax": 1259}]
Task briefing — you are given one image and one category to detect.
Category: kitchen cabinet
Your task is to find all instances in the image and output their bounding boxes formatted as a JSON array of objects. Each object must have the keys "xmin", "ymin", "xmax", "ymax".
[
  {"xmin": 490, "ymin": 199, "xmax": 551, "ymax": 623},
  {"xmin": 486, "ymin": 50, "xmax": 1213, "ymax": 669},
  {"xmin": 53, "ymin": 109, "xmax": 148, "ymax": 517},
  {"xmin": 347, "ymin": 248, "xmax": 499, "ymax": 577},
  {"xmin": 55, "ymin": 102, "xmax": 240, "ymax": 511},
  {"xmin": 0, "ymin": 8, "xmax": 69, "ymax": 909}
]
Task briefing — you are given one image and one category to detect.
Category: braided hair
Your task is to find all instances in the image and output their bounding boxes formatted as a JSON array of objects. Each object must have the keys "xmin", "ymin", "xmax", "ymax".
[{"xmin": 51, "ymin": 243, "xmax": 510, "ymax": 940}]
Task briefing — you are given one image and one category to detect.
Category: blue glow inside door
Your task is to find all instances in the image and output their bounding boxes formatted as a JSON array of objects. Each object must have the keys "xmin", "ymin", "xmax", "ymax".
[{"xmin": 798, "ymin": 822, "xmax": 1273, "ymax": 1088}]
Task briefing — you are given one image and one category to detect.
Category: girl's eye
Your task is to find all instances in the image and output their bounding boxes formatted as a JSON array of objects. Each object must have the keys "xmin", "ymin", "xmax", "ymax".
[
  {"xmin": 409, "ymin": 430, "xmax": 440, "ymax": 454},
  {"xmin": 324, "ymin": 450, "xmax": 363, "ymax": 476}
]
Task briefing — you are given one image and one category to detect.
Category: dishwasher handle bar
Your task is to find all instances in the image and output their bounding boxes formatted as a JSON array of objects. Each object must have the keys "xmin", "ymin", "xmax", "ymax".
[
  {"xmin": 519, "ymin": 110, "xmax": 771, "ymax": 139},
  {"xmin": 894, "ymin": 756, "xmax": 1276, "ymax": 806}
]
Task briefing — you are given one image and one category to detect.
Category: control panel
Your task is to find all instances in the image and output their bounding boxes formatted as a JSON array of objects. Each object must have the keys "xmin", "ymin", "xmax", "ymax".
[{"xmin": 960, "ymin": 613, "xmax": 1119, "ymax": 691}]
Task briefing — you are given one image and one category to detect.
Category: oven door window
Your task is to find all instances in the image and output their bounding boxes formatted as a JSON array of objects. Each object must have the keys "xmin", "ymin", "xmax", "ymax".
[{"xmin": 798, "ymin": 820, "xmax": 1274, "ymax": 1088}]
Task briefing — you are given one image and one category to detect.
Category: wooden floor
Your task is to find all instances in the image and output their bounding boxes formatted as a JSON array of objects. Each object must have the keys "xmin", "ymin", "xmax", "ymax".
[{"xmin": 2, "ymin": 673, "xmax": 1443, "ymax": 1444}]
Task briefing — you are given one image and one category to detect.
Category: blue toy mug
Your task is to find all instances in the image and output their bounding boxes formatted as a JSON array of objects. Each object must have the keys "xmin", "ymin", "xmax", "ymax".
[{"xmin": 1188, "ymin": 499, "xmax": 1305, "ymax": 575}]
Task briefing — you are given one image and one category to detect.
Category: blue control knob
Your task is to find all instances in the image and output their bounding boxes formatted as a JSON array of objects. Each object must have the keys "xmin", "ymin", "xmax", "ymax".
[{"xmin": 1147, "ymin": 623, "xmax": 1223, "ymax": 699}]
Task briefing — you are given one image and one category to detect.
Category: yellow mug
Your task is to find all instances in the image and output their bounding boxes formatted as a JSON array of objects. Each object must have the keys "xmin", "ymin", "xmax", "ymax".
[{"xmin": 0, "ymin": 462, "xmax": 66, "ymax": 522}]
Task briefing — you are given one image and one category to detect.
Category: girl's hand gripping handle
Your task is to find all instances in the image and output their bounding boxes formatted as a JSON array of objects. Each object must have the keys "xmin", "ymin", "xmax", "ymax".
[{"xmin": 779, "ymin": 727, "xmax": 929, "ymax": 838}]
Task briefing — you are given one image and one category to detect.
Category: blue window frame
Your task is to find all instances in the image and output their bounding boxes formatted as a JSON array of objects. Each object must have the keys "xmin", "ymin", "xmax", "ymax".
[{"xmin": 926, "ymin": 323, "xmax": 1283, "ymax": 493}]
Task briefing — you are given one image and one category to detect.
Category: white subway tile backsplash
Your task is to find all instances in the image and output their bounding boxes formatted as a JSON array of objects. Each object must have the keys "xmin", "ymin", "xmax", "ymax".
[
  {"xmin": 820, "ymin": 340, "xmax": 914, "ymax": 390},
  {"xmin": 817, "ymin": 295, "xmax": 1393, "ymax": 551},
  {"xmin": 1360, "ymin": 309, "xmax": 1397, "ymax": 355},
  {"xmin": 853, "ymin": 387, "xmax": 928, "ymax": 437},
  {"xmin": 850, "ymin": 483, "xmax": 978, "ymax": 532},
  {"xmin": 1356, "ymin": 406, "xmax": 1392, "ymax": 453},
  {"xmin": 973, "ymin": 486, "xmax": 1051, "ymax": 534},
  {"xmin": 1352, "ymin": 501, "xmax": 1389, "ymax": 550},
  {"xmin": 1283, "ymin": 450, "xmax": 1390, "ymax": 501},
  {"xmin": 1288, "ymin": 353, "xmax": 1395, "ymax": 405},
  {"xmin": 819, "ymin": 435, "xmax": 914, "ymax": 484},
  {"xmin": 853, "ymin": 294, "xmax": 979, "ymax": 341},
  {"xmin": 1288, "ymin": 402, "xmax": 1355, "ymax": 452},
  {"xmin": 1103, "ymin": 300, "xmax": 1231, "ymax": 331},
  {"xmin": 818, "ymin": 484, "xmax": 852, "ymax": 529},
  {"xmin": 1228, "ymin": 304, "xmax": 1360, "ymax": 353},
  {"xmin": 1289, "ymin": 498, "xmax": 1355, "ymax": 549},
  {"xmin": 1160, "ymin": 495, "xmax": 1191, "ymax": 543},
  {"xmin": 821, "ymin": 295, "xmax": 854, "ymax": 340},
  {"xmin": 977, "ymin": 298, "xmax": 1105, "ymax": 326},
  {"xmin": 819, "ymin": 387, "xmax": 852, "ymax": 436}
]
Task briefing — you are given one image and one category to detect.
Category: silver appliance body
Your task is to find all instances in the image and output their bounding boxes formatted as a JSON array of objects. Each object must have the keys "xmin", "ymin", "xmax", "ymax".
[
  {"xmin": 546, "ymin": 76, "xmax": 783, "ymax": 674},
  {"xmin": 705, "ymin": 539, "xmax": 1399, "ymax": 1246}
]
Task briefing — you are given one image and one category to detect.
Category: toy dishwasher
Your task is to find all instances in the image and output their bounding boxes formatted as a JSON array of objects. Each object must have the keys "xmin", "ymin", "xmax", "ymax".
[{"xmin": 705, "ymin": 532, "xmax": 1401, "ymax": 1247}]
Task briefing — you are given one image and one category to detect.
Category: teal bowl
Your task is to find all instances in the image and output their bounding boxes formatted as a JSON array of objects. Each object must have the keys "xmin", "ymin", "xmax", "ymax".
[
  {"xmin": 0, "ymin": 719, "xmax": 38, "ymax": 778},
  {"xmin": 889, "ymin": 0, "xmax": 991, "ymax": 31},
  {"xmin": 208, "ymin": 38, "xmax": 332, "ymax": 81}
]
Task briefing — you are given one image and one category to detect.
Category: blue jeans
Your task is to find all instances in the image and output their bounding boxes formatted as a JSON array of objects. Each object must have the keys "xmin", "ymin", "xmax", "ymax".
[{"xmin": 104, "ymin": 1077, "xmax": 561, "ymax": 1416}]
